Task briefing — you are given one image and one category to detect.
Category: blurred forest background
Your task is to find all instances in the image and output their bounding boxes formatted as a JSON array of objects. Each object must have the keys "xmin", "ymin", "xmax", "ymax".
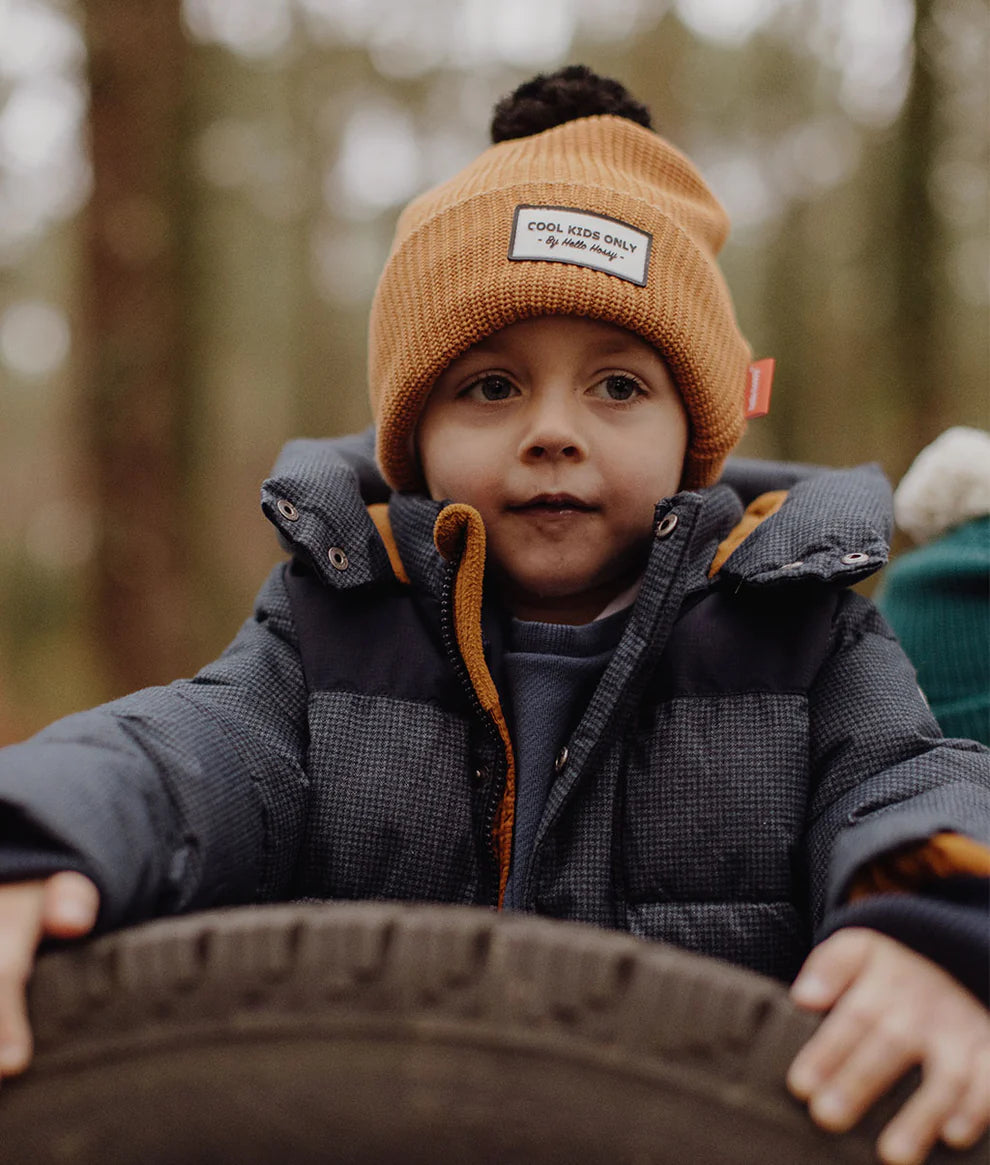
[{"xmin": 0, "ymin": 0, "xmax": 986, "ymax": 743}]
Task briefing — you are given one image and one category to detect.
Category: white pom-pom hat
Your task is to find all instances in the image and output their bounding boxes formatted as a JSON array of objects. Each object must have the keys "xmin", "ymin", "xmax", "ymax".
[{"xmin": 894, "ymin": 427, "xmax": 990, "ymax": 546}]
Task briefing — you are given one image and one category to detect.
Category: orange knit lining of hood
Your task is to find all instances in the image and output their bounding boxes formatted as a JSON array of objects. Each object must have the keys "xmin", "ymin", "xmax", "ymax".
[
  {"xmin": 708, "ymin": 489, "xmax": 788, "ymax": 578},
  {"xmin": 367, "ymin": 503, "xmax": 410, "ymax": 585}
]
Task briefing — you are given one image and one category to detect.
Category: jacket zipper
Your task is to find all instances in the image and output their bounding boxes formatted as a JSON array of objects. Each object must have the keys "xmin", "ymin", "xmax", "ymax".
[{"xmin": 438, "ymin": 557, "xmax": 506, "ymax": 905}]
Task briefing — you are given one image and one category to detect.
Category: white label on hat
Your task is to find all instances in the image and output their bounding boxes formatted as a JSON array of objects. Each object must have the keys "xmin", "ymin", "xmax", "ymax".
[{"xmin": 508, "ymin": 205, "xmax": 651, "ymax": 286}]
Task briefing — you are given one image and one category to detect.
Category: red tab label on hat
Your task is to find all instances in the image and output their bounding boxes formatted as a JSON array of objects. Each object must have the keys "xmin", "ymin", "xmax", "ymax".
[{"xmin": 745, "ymin": 358, "xmax": 774, "ymax": 418}]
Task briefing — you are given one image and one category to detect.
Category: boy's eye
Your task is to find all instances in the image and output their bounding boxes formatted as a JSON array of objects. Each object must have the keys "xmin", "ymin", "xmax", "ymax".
[
  {"xmin": 593, "ymin": 374, "xmax": 643, "ymax": 402},
  {"xmin": 464, "ymin": 374, "xmax": 516, "ymax": 402}
]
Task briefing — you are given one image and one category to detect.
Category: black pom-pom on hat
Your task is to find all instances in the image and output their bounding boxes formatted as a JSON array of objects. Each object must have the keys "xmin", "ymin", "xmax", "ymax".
[{"xmin": 490, "ymin": 65, "xmax": 653, "ymax": 144}]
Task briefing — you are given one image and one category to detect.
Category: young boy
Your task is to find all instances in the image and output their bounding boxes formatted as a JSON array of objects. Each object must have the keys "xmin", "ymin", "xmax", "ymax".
[{"xmin": 0, "ymin": 67, "xmax": 988, "ymax": 1164}]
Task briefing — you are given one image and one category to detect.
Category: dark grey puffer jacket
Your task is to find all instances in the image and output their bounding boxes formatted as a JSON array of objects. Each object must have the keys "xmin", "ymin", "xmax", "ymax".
[{"xmin": 0, "ymin": 429, "xmax": 987, "ymax": 983}]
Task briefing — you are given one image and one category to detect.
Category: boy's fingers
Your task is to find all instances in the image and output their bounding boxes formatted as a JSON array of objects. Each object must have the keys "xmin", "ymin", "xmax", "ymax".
[
  {"xmin": 0, "ymin": 873, "xmax": 96, "ymax": 1079},
  {"xmin": 787, "ymin": 979, "xmax": 884, "ymax": 1099},
  {"xmin": 941, "ymin": 1047, "xmax": 990, "ymax": 1149},
  {"xmin": 0, "ymin": 882, "xmax": 45, "ymax": 1077},
  {"xmin": 803, "ymin": 1018, "xmax": 918, "ymax": 1132},
  {"xmin": 789, "ymin": 933, "xmax": 990, "ymax": 1162},
  {"xmin": 875, "ymin": 1053, "xmax": 973, "ymax": 1165},
  {"xmin": 0, "ymin": 999, "xmax": 33, "ymax": 1080},
  {"xmin": 41, "ymin": 871, "xmax": 99, "ymax": 938},
  {"xmin": 790, "ymin": 928, "xmax": 872, "ymax": 1011}
]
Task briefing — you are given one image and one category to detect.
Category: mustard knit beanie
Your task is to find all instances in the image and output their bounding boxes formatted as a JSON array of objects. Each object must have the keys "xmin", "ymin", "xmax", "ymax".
[{"xmin": 368, "ymin": 67, "xmax": 753, "ymax": 493}]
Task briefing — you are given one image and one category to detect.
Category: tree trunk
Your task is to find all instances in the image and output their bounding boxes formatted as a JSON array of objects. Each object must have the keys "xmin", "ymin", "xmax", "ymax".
[
  {"xmin": 892, "ymin": 0, "xmax": 942, "ymax": 458},
  {"xmin": 81, "ymin": 0, "xmax": 195, "ymax": 693}
]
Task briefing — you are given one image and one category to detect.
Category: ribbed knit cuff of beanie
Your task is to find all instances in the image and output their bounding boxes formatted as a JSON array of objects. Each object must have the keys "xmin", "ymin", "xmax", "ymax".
[{"xmin": 878, "ymin": 427, "xmax": 990, "ymax": 745}]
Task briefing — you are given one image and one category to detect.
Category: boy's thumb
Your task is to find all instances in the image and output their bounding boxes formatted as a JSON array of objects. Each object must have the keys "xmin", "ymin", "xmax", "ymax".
[{"xmin": 42, "ymin": 871, "xmax": 99, "ymax": 937}]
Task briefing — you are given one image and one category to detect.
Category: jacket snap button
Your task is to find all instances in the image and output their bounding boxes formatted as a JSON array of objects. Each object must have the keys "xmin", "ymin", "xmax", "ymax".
[
  {"xmin": 276, "ymin": 498, "xmax": 299, "ymax": 522},
  {"xmin": 328, "ymin": 547, "xmax": 349, "ymax": 570},
  {"xmin": 655, "ymin": 512, "xmax": 678, "ymax": 539},
  {"xmin": 554, "ymin": 746, "xmax": 568, "ymax": 774},
  {"xmin": 841, "ymin": 552, "xmax": 869, "ymax": 566}
]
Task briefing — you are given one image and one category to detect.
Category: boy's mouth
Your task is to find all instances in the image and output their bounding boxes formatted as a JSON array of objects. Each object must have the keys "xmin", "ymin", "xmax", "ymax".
[{"xmin": 509, "ymin": 493, "xmax": 596, "ymax": 514}]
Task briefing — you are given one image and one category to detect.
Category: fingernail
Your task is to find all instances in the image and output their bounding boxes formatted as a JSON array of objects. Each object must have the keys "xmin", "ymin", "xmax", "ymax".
[
  {"xmin": 786, "ymin": 1062, "xmax": 818, "ymax": 1096},
  {"xmin": 57, "ymin": 899, "xmax": 93, "ymax": 927},
  {"xmin": 791, "ymin": 974, "xmax": 829, "ymax": 1005},
  {"xmin": 811, "ymin": 1090, "xmax": 849, "ymax": 1128},
  {"xmin": 942, "ymin": 1115, "xmax": 973, "ymax": 1145},
  {"xmin": 0, "ymin": 1043, "xmax": 25, "ymax": 1072},
  {"xmin": 878, "ymin": 1132, "xmax": 920, "ymax": 1165}
]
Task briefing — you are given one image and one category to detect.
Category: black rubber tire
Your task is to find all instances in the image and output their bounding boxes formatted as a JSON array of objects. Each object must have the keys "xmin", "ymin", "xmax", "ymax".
[{"xmin": 0, "ymin": 902, "xmax": 982, "ymax": 1163}]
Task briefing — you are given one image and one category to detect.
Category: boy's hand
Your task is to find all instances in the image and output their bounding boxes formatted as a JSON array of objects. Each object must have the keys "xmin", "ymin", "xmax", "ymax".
[
  {"xmin": 0, "ymin": 872, "xmax": 99, "ymax": 1082},
  {"xmin": 787, "ymin": 928, "xmax": 990, "ymax": 1165}
]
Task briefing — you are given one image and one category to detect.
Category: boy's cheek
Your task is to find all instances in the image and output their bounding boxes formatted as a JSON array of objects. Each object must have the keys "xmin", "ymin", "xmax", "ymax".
[
  {"xmin": 410, "ymin": 439, "xmax": 444, "ymax": 502},
  {"xmin": 407, "ymin": 433, "xmax": 430, "ymax": 496},
  {"xmin": 417, "ymin": 439, "xmax": 495, "ymax": 509},
  {"xmin": 411, "ymin": 416, "xmax": 453, "ymax": 502}
]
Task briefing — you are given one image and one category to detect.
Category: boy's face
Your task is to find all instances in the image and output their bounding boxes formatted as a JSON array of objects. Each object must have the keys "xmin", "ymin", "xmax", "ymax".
[{"xmin": 417, "ymin": 316, "xmax": 688, "ymax": 624}]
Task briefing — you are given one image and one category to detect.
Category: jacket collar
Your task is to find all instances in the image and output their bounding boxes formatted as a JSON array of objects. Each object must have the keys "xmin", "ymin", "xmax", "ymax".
[
  {"xmin": 261, "ymin": 429, "xmax": 893, "ymax": 592},
  {"xmin": 261, "ymin": 429, "xmax": 396, "ymax": 589},
  {"xmin": 712, "ymin": 460, "xmax": 892, "ymax": 587}
]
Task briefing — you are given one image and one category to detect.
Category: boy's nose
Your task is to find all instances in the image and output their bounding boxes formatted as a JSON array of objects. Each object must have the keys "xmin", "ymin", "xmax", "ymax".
[{"xmin": 518, "ymin": 398, "xmax": 587, "ymax": 463}]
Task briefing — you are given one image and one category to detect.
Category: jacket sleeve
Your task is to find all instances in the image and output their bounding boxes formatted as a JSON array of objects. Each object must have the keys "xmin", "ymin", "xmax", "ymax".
[
  {"xmin": 0, "ymin": 563, "xmax": 309, "ymax": 932},
  {"xmin": 806, "ymin": 591, "xmax": 990, "ymax": 931}
]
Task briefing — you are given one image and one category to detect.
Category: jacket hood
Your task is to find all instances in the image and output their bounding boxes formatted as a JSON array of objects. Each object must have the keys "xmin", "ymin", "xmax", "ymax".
[
  {"xmin": 261, "ymin": 428, "xmax": 398, "ymax": 589},
  {"xmin": 261, "ymin": 427, "xmax": 892, "ymax": 591},
  {"xmin": 713, "ymin": 458, "xmax": 891, "ymax": 587}
]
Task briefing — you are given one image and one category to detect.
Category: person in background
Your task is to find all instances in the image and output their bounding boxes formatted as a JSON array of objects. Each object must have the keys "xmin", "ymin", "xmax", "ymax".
[{"xmin": 878, "ymin": 426, "xmax": 990, "ymax": 747}]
